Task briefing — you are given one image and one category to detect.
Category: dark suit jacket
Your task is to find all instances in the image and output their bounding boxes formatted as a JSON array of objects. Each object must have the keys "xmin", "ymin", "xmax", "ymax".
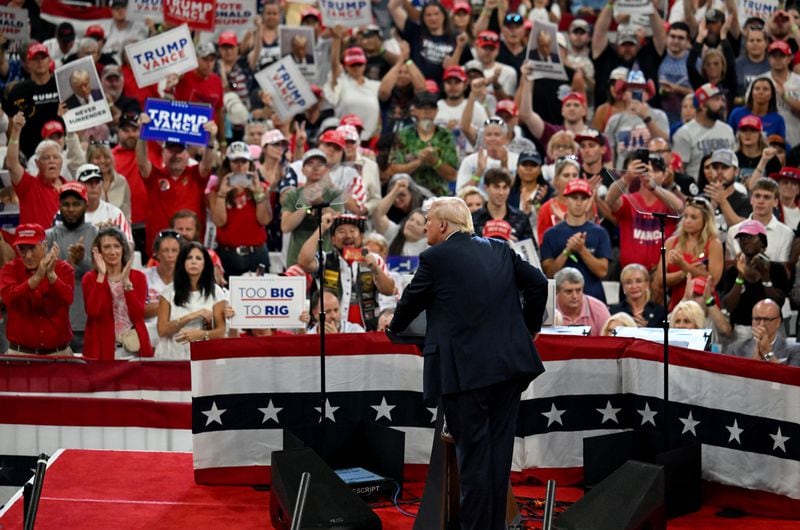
[
  {"xmin": 64, "ymin": 89, "xmax": 104, "ymax": 110},
  {"xmin": 390, "ymin": 231, "xmax": 548, "ymax": 401}
]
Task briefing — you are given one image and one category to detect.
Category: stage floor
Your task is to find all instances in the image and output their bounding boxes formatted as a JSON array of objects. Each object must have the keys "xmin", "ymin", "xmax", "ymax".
[{"xmin": 1, "ymin": 449, "xmax": 798, "ymax": 529}]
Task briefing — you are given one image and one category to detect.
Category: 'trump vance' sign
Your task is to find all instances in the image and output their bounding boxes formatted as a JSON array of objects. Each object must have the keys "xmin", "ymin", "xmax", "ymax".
[
  {"xmin": 140, "ymin": 98, "xmax": 213, "ymax": 146},
  {"xmin": 164, "ymin": 0, "xmax": 216, "ymax": 31},
  {"xmin": 255, "ymin": 57, "xmax": 317, "ymax": 121},
  {"xmin": 229, "ymin": 276, "xmax": 306, "ymax": 329},
  {"xmin": 125, "ymin": 24, "xmax": 198, "ymax": 88},
  {"xmin": 319, "ymin": 0, "xmax": 372, "ymax": 27}
]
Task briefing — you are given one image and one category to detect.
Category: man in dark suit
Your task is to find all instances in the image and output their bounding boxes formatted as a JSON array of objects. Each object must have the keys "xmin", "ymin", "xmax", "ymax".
[
  {"xmin": 64, "ymin": 69, "xmax": 104, "ymax": 109},
  {"xmin": 389, "ymin": 197, "xmax": 547, "ymax": 530}
]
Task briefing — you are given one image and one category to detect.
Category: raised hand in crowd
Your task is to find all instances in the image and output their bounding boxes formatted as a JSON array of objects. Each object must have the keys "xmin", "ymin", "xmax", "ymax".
[
  {"xmin": 91, "ymin": 245, "xmax": 107, "ymax": 277},
  {"xmin": 67, "ymin": 236, "xmax": 85, "ymax": 266}
]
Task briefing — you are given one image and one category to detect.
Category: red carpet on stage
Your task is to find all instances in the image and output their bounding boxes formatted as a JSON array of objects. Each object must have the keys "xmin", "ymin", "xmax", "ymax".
[{"xmin": 2, "ymin": 449, "xmax": 800, "ymax": 529}]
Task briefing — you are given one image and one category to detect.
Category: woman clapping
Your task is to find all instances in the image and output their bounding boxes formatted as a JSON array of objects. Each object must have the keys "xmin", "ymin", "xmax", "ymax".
[{"xmin": 83, "ymin": 227, "xmax": 152, "ymax": 360}]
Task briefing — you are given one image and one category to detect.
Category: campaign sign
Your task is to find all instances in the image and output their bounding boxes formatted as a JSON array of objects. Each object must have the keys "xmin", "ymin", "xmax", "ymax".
[
  {"xmin": 320, "ymin": 0, "xmax": 372, "ymax": 28},
  {"xmin": 55, "ymin": 56, "xmax": 113, "ymax": 133},
  {"xmin": 198, "ymin": 0, "xmax": 256, "ymax": 44},
  {"xmin": 128, "ymin": 0, "xmax": 164, "ymax": 23},
  {"xmin": 526, "ymin": 20, "xmax": 567, "ymax": 82},
  {"xmin": 229, "ymin": 275, "xmax": 306, "ymax": 329},
  {"xmin": 140, "ymin": 98, "xmax": 213, "ymax": 146},
  {"xmin": 613, "ymin": 0, "xmax": 654, "ymax": 16},
  {"xmin": 255, "ymin": 57, "xmax": 318, "ymax": 121},
  {"xmin": 386, "ymin": 255, "xmax": 419, "ymax": 273},
  {"xmin": 164, "ymin": 0, "xmax": 216, "ymax": 32},
  {"xmin": 738, "ymin": 0, "xmax": 781, "ymax": 27},
  {"xmin": 279, "ymin": 25, "xmax": 318, "ymax": 84},
  {"xmin": 0, "ymin": 6, "xmax": 29, "ymax": 41},
  {"xmin": 125, "ymin": 25, "xmax": 198, "ymax": 88}
]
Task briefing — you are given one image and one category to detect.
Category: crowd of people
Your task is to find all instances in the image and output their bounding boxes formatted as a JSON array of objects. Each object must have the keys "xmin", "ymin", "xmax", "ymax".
[{"xmin": 1, "ymin": 0, "xmax": 800, "ymax": 365}]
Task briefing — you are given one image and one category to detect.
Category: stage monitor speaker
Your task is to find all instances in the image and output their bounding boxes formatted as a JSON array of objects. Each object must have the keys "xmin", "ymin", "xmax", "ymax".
[
  {"xmin": 554, "ymin": 460, "xmax": 665, "ymax": 530},
  {"xmin": 270, "ymin": 447, "xmax": 382, "ymax": 530}
]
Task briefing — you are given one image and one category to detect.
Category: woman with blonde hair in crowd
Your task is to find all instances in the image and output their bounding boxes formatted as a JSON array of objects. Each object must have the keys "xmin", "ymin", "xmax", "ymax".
[
  {"xmin": 610, "ymin": 263, "xmax": 666, "ymax": 328},
  {"xmin": 540, "ymin": 130, "xmax": 578, "ymax": 183},
  {"xmin": 669, "ymin": 300, "xmax": 706, "ymax": 330},
  {"xmin": 86, "ymin": 142, "xmax": 131, "ymax": 219},
  {"xmin": 458, "ymin": 185, "xmax": 486, "ymax": 213},
  {"xmin": 654, "ymin": 196, "xmax": 723, "ymax": 312},
  {"xmin": 600, "ymin": 312, "xmax": 637, "ymax": 336}
]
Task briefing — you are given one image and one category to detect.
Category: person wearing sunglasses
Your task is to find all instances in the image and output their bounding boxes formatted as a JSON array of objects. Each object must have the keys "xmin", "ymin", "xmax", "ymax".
[
  {"xmin": 496, "ymin": 12, "xmax": 527, "ymax": 72},
  {"xmin": 721, "ymin": 220, "xmax": 789, "ymax": 346},
  {"xmin": 726, "ymin": 299, "xmax": 800, "ymax": 365},
  {"xmin": 467, "ymin": 30, "xmax": 517, "ymax": 100},
  {"xmin": 77, "ymin": 163, "xmax": 134, "ymax": 245}
]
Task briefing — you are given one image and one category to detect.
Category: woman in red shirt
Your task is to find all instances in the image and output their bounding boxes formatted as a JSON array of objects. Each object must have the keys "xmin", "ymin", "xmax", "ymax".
[
  {"xmin": 83, "ymin": 227, "xmax": 152, "ymax": 360},
  {"xmin": 208, "ymin": 142, "xmax": 272, "ymax": 278}
]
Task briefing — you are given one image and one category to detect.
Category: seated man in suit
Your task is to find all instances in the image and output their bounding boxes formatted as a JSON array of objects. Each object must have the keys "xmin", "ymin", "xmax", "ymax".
[
  {"xmin": 726, "ymin": 299, "xmax": 800, "ymax": 365},
  {"xmin": 64, "ymin": 68, "xmax": 103, "ymax": 109},
  {"xmin": 389, "ymin": 197, "xmax": 547, "ymax": 530}
]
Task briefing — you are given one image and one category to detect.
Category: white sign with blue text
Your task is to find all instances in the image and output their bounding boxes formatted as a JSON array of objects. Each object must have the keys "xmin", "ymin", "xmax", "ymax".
[
  {"xmin": 124, "ymin": 24, "xmax": 198, "ymax": 88},
  {"xmin": 255, "ymin": 56, "xmax": 317, "ymax": 121},
  {"xmin": 229, "ymin": 275, "xmax": 306, "ymax": 329}
]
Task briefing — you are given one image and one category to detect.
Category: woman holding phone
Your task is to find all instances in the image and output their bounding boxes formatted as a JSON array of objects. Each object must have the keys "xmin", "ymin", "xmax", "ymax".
[{"xmin": 208, "ymin": 141, "xmax": 272, "ymax": 278}]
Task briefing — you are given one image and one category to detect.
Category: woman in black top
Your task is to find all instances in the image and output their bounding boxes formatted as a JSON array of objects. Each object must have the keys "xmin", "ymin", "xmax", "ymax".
[{"xmin": 609, "ymin": 263, "xmax": 666, "ymax": 328}]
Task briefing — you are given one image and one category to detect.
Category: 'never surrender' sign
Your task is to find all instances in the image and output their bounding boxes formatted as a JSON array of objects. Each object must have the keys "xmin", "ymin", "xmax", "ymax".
[
  {"xmin": 125, "ymin": 24, "xmax": 198, "ymax": 87},
  {"xmin": 229, "ymin": 275, "xmax": 306, "ymax": 329},
  {"xmin": 254, "ymin": 57, "xmax": 317, "ymax": 121},
  {"xmin": 141, "ymin": 98, "xmax": 212, "ymax": 146},
  {"xmin": 164, "ymin": 0, "xmax": 216, "ymax": 32}
]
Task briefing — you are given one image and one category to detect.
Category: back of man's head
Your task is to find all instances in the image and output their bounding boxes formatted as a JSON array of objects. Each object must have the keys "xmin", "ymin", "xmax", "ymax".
[{"xmin": 424, "ymin": 197, "xmax": 474, "ymax": 234}]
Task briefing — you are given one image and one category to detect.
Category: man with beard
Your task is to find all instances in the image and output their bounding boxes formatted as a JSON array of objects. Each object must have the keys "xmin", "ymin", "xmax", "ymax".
[
  {"xmin": 0, "ymin": 224, "xmax": 74, "ymax": 355},
  {"xmin": 673, "ymin": 83, "xmax": 736, "ymax": 178},
  {"xmin": 102, "ymin": 65, "xmax": 140, "ymax": 118},
  {"xmin": 46, "ymin": 182, "xmax": 97, "ymax": 352},
  {"xmin": 2, "ymin": 43, "xmax": 60, "ymax": 159},
  {"xmin": 112, "ymin": 113, "xmax": 149, "ymax": 254},
  {"xmin": 387, "ymin": 92, "xmax": 458, "ymax": 197},
  {"xmin": 704, "ymin": 149, "xmax": 752, "ymax": 239},
  {"xmin": 135, "ymin": 114, "xmax": 217, "ymax": 252},
  {"xmin": 297, "ymin": 213, "xmax": 395, "ymax": 331},
  {"xmin": 435, "ymin": 65, "xmax": 488, "ymax": 138}
]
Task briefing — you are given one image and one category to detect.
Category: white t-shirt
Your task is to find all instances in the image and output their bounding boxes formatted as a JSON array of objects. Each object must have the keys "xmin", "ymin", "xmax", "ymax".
[
  {"xmin": 85, "ymin": 200, "xmax": 133, "ymax": 244},
  {"xmin": 144, "ymin": 267, "xmax": 171, "ymax": 347},
  {"xmin": 155, "ymin": 284, "xmax": 227, "ymax": 360},
  {"xmin": 435, "ymin": 99, "xmax": 488, "ymax": 130},
  {"xmin": 456, "ymin": 151, "xmax": 520, "ymax": 193},
  {"xmin": 323, "ymin": 74, "xmax": 381, "ymax": 140},
  {"xmin": 477, "ymin": 63, "xmax": 518, "ymax": 99},
  {"xmin": 783, "ymin": 205, "xmax": 800, "ymax": 232},
  {"xmin": 726, "ymin": 216, "xmax": 794, "ymax": 262},
  {"xmin": 672, "ymin": 119, "xmax": 736, "ymax": 179}
]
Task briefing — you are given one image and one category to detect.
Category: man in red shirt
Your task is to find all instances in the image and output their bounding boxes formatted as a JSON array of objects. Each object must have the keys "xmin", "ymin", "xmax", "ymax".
[
  {"xmin": 6, "ymin": 112, "xmax": 66, "ymax": 228},
  {"xmin": 135, "ymin": 114, "xmax": 218, "ymax": 253},
  {"xmin": 0, "ymin": 224, "xmax": 74, "ymax": 355},
  {"xmin": 112, "ymin": 112, "xmax": 158, "ymax": 255},
  {"xmin": 172, "ymin": 43, "xmax": 225, "ymax": 144}
]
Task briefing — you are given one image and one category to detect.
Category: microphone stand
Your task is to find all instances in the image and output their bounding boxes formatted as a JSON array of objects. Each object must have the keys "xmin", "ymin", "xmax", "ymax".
[{"xmin": 310, "ymin": 202, "xmax": 331, "ymax": 460}]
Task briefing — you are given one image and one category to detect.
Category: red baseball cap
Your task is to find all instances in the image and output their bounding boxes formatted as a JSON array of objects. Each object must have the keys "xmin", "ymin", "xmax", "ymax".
[
  {"xmin": 300, "ymin": 7, "xmax": 322, "ymax": 20},
  {"xmin": 574, "ymin": 128, "xmax": 605, "ymax": 145},
  {"xmin": 425, "ymin": 79, "xmax": 439, "ymax": 94},
  {"xmin": 482, "ymin": 219, "xmax": 512, "ymax": 240},
  {"xmin": 738, "ymin": 115, "xmax": 763, "ymax": 131},
  {"xmin": 26, "ymin": 43, "xmax": 49, "ymax": 61},
  {"xmin": 477, "ymin": 31, "xmax": 500, "ymax": 48},
  {"xmin": 453, "ymin": 1, "xmax": 472, "ymax": 13},
  {"xmin": 343, "ymin": 47, "xmax": 367, "ymax": 66},
  {"xmin": 13, "ymin": 224, "xmax": 46, "ymax": 247},
  {"xmin": 694, "ymin": 83, "xmax": 723, "ymax": 107},
  {"xmin": 768, "ymin": 40, "xmax": 792, "ymax": 56},
  {"xmin": 59, "ymin": 181, "xmax": 88, "ymax": 202},
  {"xmin": 340, "ymin": 114, "xmax": 364, "ymax": 129},
  {"xmin": 443, "ymin": 65, "xmax": 467, "ymax": 82},
  {"xmin": 769, "ymin": 166, "xmax": 800, "ymax": 183},
  {"xmin": 563, "ymin": 179, "xmax": 593, "ymax": 197},
  {"xmin": 218, "ymin": 31, "xmax": 238, "ymax": 47},
  {"xmin": 85, "ymin": 25, "xmax": 105, "ymax": 40},
  {"xmin": 562, "ymin": 92, "xmax": 587, "ymax": 107},
  {"xmin": 319, "ymin": 130, "xmax": 347, "ymax": 149},
  {"xmin": 496, "ymin": 99, "xmax": 518, "ymax": 117},
  {"xmin": 41, "ymin": 120, "xmax": 65, "ymax": 138}
]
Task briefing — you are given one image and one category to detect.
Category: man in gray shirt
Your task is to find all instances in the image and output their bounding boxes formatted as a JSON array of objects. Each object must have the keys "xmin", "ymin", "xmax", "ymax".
[
  {"xmin": 727, "ymin": 299, "xmax": 800, "ymax": 365},
  {"xmin": 46, "ymin": 182, "xmax": 97, "ymax": 354}
]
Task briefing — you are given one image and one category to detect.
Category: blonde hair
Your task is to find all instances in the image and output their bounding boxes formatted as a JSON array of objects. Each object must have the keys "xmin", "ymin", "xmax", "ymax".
[
  {"xmin": 600, "ymin": 312, "xmax": 637, "ymax": 336},
  {"xmin": 620, "ymin": 263, "xmax": 651, "ymax": 303},
  {"xmin": 423, "ymin": 197, "xmax": 474, "ymax": 234},
  {"xmin": 546, "ymin": 131, "xmax": 577, "ymax": 159},
  {"xmin": 669, "ymin": 300, "xmax": 705, "ymax": 329},
  {"xmin": 674, "ymin": 199, "xmax": 717, "ymax": 255}
]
